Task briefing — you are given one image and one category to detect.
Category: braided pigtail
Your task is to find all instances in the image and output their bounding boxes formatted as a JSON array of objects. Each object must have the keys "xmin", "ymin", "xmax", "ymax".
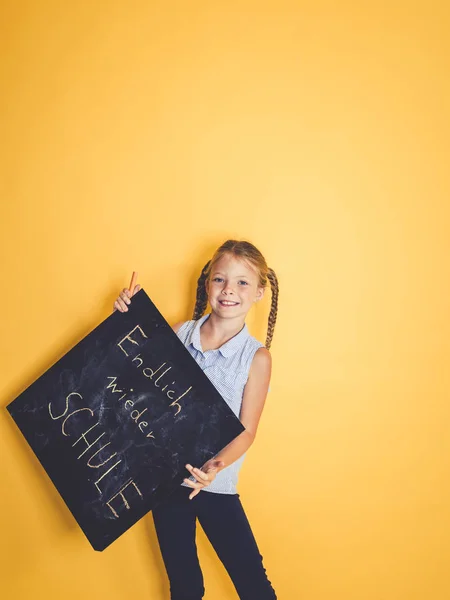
[
  {"xmin": 265, "ymin": 267, "xmax": 279, "ymax": 350},
  {"xmin": 192, "ymin": 260, "xmax": 211, "ymax": 321}
]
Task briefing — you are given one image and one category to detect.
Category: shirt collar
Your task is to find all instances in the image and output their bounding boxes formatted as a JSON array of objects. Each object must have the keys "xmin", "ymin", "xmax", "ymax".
[{"xmin": 189, "ymin": 313, "xmax": 249, "ymax": 357}]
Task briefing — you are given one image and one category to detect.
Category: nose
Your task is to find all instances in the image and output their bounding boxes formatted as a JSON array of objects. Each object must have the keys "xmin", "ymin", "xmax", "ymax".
[{"xmin": 221, "ymin": 281, "xmax": 236, "ymax": 295}]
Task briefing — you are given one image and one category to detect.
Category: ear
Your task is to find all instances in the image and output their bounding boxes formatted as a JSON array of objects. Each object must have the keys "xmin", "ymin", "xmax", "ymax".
[{"xmin": 255, "ymin": 286, "xmax": 265, "ymax": 302}]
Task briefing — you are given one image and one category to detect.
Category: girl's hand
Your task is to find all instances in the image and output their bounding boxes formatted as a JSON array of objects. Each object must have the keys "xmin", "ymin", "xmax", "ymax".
[
  {"xmin": 113, "ymin": 285, "xmax": 141, "ymax": 312},
  {"xmin": 184, "ymin": 460, "xmax": 225, "ymax": 500}
]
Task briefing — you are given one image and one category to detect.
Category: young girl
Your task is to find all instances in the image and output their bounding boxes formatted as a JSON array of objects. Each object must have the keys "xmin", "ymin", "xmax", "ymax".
[{"xmin": 113, "ymin": 239, "xmax": 279, "ymax": 600}]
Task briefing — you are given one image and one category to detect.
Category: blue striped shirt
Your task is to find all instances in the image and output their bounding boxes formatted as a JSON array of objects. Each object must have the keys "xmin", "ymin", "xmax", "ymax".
[{"xmin": 175, "ymin": 312, "xmax": 265, "ymax": 494}]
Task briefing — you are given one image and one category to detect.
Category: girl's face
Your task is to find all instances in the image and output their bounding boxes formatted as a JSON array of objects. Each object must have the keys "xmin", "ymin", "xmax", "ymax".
[{"xmin": 205, "ymin": 253, "xmax": 264, "ymax": 318}]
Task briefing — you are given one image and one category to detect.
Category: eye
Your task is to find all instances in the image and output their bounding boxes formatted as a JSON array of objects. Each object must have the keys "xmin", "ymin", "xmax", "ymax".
[
  {"xmin": 239, "ymin": 281, "xmax": 249, "ymax": 285},
  {"xmin": 212, "ymin": 277, "xmax": 223, "ymax": 282}
]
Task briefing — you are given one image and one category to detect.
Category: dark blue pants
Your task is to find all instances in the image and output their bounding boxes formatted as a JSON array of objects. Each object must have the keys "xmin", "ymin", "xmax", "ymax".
[{"xmin": 152, "ymin": 485, "xmax": 277, "ymax": 600}]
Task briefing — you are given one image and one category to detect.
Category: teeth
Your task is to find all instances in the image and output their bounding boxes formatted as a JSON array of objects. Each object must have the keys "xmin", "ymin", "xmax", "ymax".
[{"xmin": 221, "ymin": 301, "xmax": 237, "ymax": 305}]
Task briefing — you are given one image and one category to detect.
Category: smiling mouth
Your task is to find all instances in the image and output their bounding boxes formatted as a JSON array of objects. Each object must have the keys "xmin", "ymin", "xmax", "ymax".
[{"xmin": 219, "ymin": 300, "xmax": 239, "ymax": 306}]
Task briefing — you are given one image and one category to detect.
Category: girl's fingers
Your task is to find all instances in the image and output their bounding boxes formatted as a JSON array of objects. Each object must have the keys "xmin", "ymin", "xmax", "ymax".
[
  {"xmin": 113, "ymin": 300, "xmax": 125, "ymax": 312},
  {"xmin": 186, "ymin": 465, "xmax": 209, "ymax": 483},
  {"xmin": 183, "ymin": 478, "xmax": 204, "ymax": 489},
  {"xmin": 113, "ymin": 285, "xmax": 140, "ymax": 313},
  {"xmin": 118, "ymin": 298, "xmax": 128, "ymax": 311},
  {"xmin": 184, "ymin": 464, "xmax": 215, "ymax": 498},
  {"xmin": 193, "ymin": 468, "xmax": 209, "ymax": 482},
  {"xmin": 116, "ymin": 290, "xmax": 130, "ymax": 311}
]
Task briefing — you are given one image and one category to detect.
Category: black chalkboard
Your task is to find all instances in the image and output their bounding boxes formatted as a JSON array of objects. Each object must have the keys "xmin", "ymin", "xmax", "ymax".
[{"xmin": 6, "ymin": 289, "xmax": 245, "ymax": 551}]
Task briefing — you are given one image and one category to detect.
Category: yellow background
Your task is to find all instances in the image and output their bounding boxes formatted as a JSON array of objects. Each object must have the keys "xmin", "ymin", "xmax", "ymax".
[{"xmin": 1, "ymin": 1, "xmax": 449, "ymax": 598}]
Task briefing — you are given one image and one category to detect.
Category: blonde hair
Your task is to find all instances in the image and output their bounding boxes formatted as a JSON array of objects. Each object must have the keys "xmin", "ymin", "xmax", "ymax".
[{"xmin": 192, "ymin": 239, "xmax": 279, "ymax": 350}]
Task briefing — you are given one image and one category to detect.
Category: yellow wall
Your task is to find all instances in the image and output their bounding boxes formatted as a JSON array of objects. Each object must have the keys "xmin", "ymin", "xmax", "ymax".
[{"xmin": 1, "ymin": 1, "xmax": 449, "ymax": 598}]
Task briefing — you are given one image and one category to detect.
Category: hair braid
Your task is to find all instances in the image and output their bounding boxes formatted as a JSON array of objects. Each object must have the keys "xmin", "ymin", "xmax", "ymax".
[
  {"xmin": 192, "ymin": 260, "xmax": 211, "ymax": 320},
  {"xmin": 265, "ymin": 267, "xmax": 279, "ymax": 350}
]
